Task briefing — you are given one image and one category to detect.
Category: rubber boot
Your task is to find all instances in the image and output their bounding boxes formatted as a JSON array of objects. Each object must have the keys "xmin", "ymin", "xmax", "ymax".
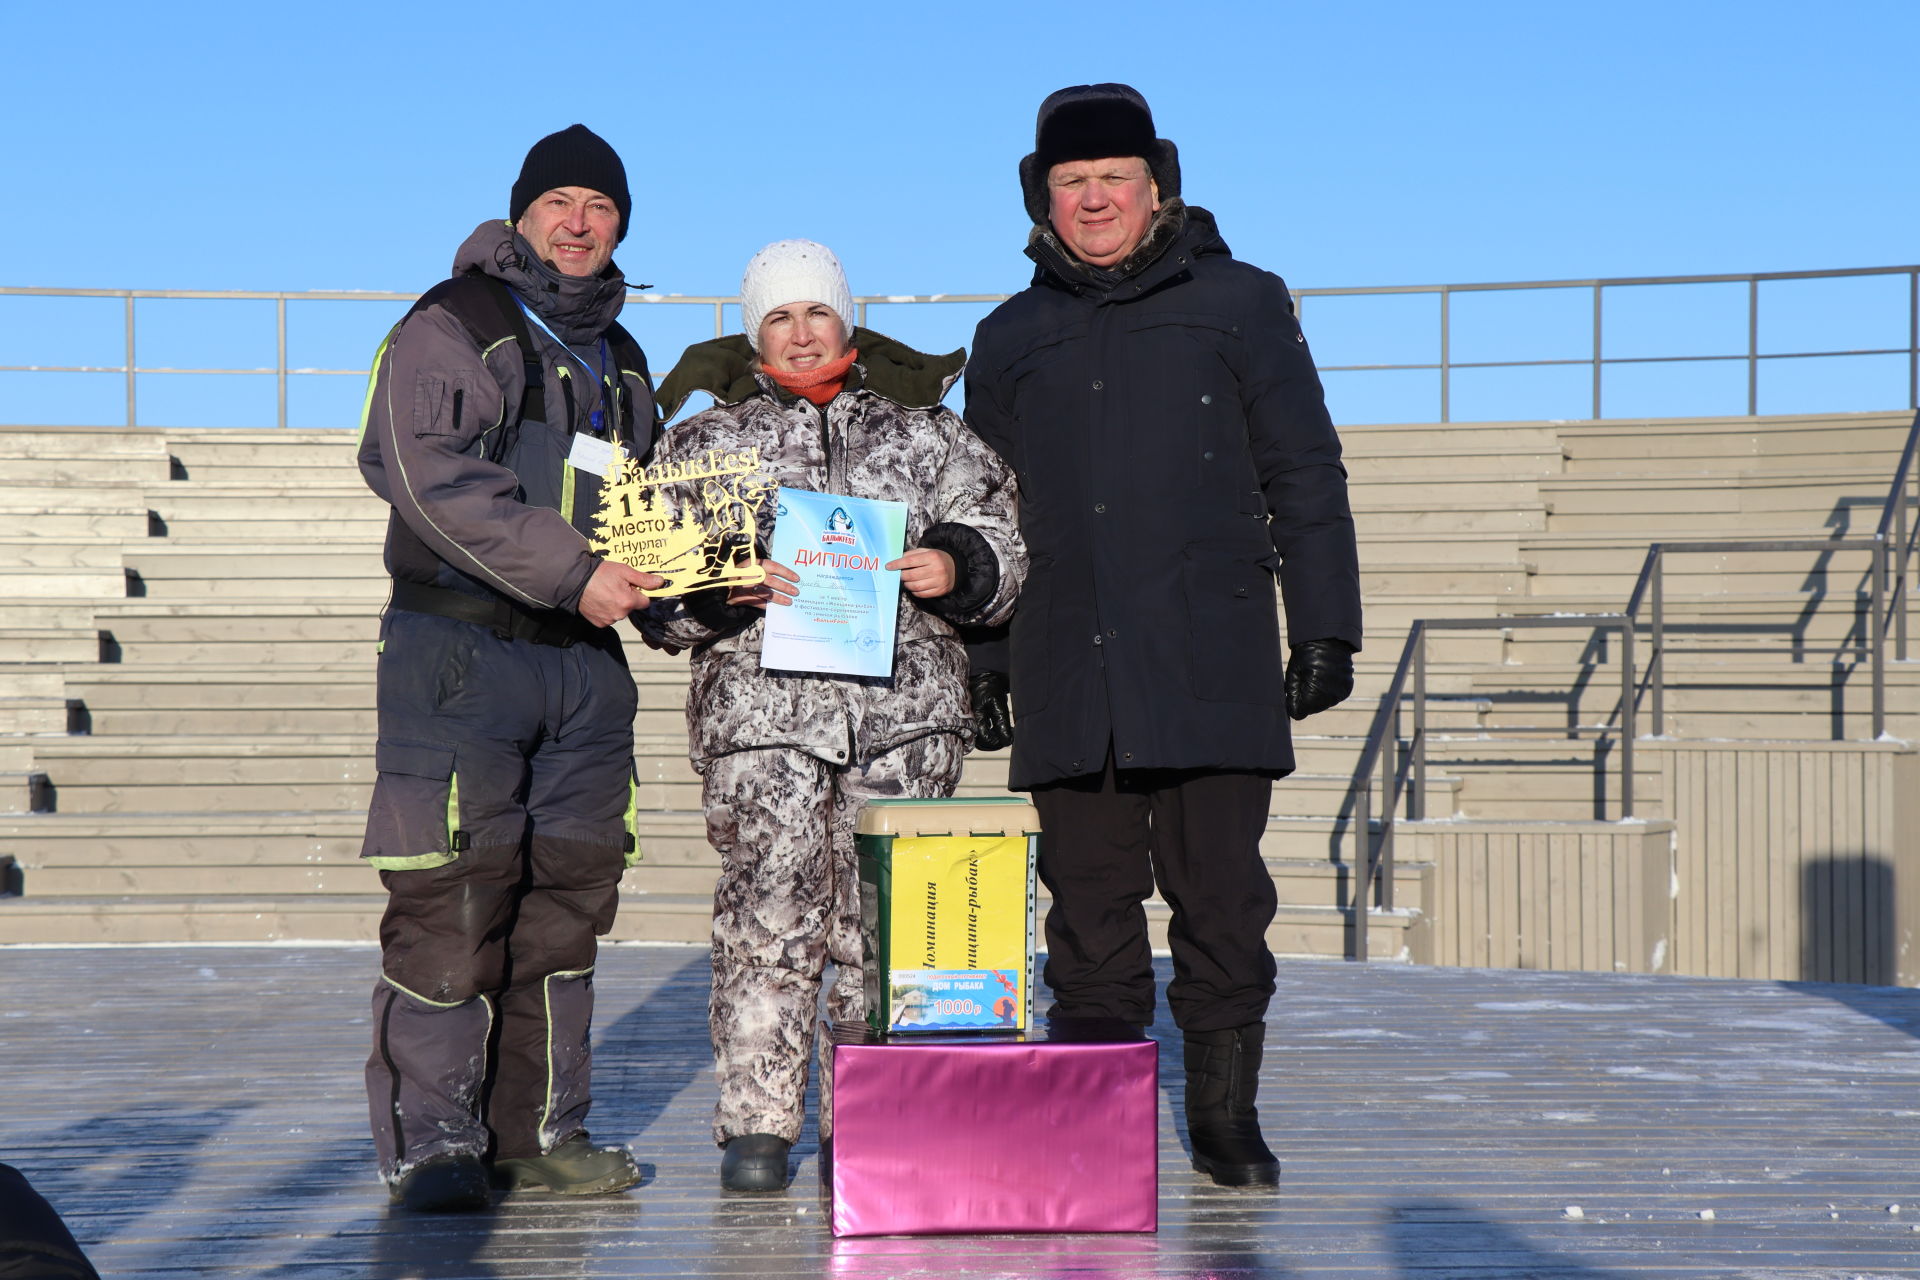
[
  {"xmin": 720, "ymin": 1133, "xmax": 792, "ymax": 1192},
  {"xmin": 1183, "ymin": 1022, "xmax": 1281, "ymax": 1187},
  {"xmin": 492, "ymin": 1133, "xmax": 641, "ymax": 1195}
]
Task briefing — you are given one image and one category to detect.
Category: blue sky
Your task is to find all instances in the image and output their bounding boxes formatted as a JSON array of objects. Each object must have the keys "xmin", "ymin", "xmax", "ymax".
[{"xmin": 3, "ymin": 0, "xmax": 1915, "ymax": 427}]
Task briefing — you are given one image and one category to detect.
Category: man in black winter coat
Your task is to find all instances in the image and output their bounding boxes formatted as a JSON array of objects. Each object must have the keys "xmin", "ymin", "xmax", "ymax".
[{"xmin": 965, "ymin": 84, "xmax": 1363, "ymax": 1188}]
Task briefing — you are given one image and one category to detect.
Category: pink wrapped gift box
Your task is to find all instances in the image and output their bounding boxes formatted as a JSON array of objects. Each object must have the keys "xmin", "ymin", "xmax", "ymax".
[{"xmin": 824, "ymin": 1022, "xmax": 1158, "ymax": 1237}]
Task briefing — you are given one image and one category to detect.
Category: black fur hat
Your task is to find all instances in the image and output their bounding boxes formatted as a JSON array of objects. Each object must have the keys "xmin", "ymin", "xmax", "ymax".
[
  {"xmin": 510, "ymin": 124, "xmax": 632, "ymax": 243},
  {"xmin": 1019, "ymin": 83, "xmax": 1181, "ymax": 226}
]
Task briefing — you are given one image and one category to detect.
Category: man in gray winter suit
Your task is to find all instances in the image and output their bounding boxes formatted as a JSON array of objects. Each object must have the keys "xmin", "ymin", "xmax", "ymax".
[
  {"xmin": 355, "ymin": 124, "xmax": 660, "ymax": 1212},
  {"xmin": 966, "ymin": 85, "xmax": 1364, "ymax": 1188}
]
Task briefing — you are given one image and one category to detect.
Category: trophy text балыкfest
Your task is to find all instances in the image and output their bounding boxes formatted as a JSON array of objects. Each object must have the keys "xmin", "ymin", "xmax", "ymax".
[{"xmin": 589, "ymin": 444, "xmax": 771, "ymax": 597}]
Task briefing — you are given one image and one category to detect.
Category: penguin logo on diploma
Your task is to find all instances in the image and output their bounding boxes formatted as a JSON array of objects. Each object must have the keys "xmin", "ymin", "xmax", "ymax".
[{"xmin": 822, "ymin": 506, "xmax": 858, "ymax": 546}]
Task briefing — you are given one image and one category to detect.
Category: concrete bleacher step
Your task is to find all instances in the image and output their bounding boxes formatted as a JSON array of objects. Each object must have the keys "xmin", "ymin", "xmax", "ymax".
[
  {"xmin": 1556, "ymin": 411, "xmax": 1913, "ymax": 473},
  {"xmin": 0, "ymin": 410, "xmax": 1905, "ymax": 949},
  {"xmin": 149, "ymin": 482, "xmax": 388, "ymax": 524},
  {"xmin": 2, "ymin": 811, "xmax": 1432, "ymax": 920},
  {"xmin": 0, "ymin": 539, "xmax": 127, "ymax": 569},
  {"xmin": 0, "ymin": 503, "xmax": 150, "ymax": 538},
  {"xmin": 1466, "ymin": 662, "xmax": 1920, "ymax": 739},
  {"xmin": 1540, "ymin": 467, "xmax": 1891, "ymax": 520},
  {"xmin": 1522, "ymin": 537, "xmax": 1884, "ymax": 597},
  {"xmin": 1499, "ymin": 607, "xmax": 1883, "ymax": 665},
  {"xmin": 93, "ymin": 603, "xmax": 382, "ymax": 665},
  {"xmin": 1347, "ymin": 530, "xmax": 1533, "ymax": 564},
  {"xmin": 0, "ymin": 806, "xmax": 1434, "ymax": 956},
  {"xmin": 0, "ymin": 603, "xmax": 101, "ymax": 630},
  {"xmin": 121, "ymin": 545, "xmax": 386, "ymax": 599},
  {"xmin": 31, "ymin": 737, "xmax": 379, "ymax": 814},
  {"xmin": 17, "ymin": 728, "xmax": 1461, "ymax": 827},
  {"xmin": 0, "ymin": 888, "xmax": 1430, "ymax": 957},
  {"xmin": 1427, "ymin": 740, "xmax": 1664, "ymax": 821},
  {"xmin": 0, "ymin": 667, "xmax": 70, "ymax": 698},
  {"xmin": 68, "ymin": 669, "xmax": 376, "ymax": 735},
  {"xmin": 1, "ymin": 453, "xmax": 172, "ymax": 485},
  {"xmin": 1344, "ymin": 446, "xmax": 1565, "ymax": 479},
  {"xmin": 165, "ymin": 430, "xmax": 362, "ymax": 484},
  {"xmin": 166, "ymin": 461, "xmax": 365, "ymax": 487},
  {"xmin": 157, "ymin": 516, "xmax": 388, "ymax": 541},
  {"xmin": 1346, "ymin": 472, "xmax": 1546, "ymax": 507},
  {"xmin": 1361, "ymin": 562, "xmax": 1531, "ymax": 597},
  {"xmin": 1341, "ymin": 420, "xmax": 1566, "ymax": 452},
  {"xmin": 0, "ymin": 427, "xmax": 171, "ymax": 455},
  {"xmin": 1350, "ymin": 499, "xmax": 1548, "ymax": 535},
  {"xmin": 60, "ymin": 669, "xmax": 1498, "ymax": 740},
  {"xmin": 0, "ymin": 566, "xmax": 128, "ymax": 598},
  {"xmin": 0, "ymin": 630, "xmax": 100, "ymax": 664},
  {"xmin": 0, "ymin": 697, "xmax": 73, "ymax": 733},
  {"xmin": 0, "ymin": 893, "xmax": 392, "ymax": 944},
  {"xmin": 1, "ymin": 771, "xmax": 50, "ymax": 814},
  {"xmin": 0, "ymin": 428, "xmax": 174, "ymax": 488}
]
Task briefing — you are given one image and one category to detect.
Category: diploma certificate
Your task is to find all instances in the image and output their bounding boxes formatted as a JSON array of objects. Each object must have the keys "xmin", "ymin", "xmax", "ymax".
[{"xmin": 760, "ymin": 487, "xmax": 908, "ymax": 678}]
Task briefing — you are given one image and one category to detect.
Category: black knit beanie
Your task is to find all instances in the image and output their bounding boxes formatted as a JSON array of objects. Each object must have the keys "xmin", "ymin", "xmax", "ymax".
[
  {"xmin": 510, "ymin": 124, "xmax": 632, "ymax": 243},
  {"xmin": 1018, "ymin": 84, "xmax": 1181, "ymax": 226}
]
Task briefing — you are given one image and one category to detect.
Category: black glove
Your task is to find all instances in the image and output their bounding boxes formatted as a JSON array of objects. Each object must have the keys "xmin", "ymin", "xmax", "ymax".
[
  {"xmin": 1285, "ymin": 638, "xmax": 1355, "ymax": 721},
  {"xmin": 968, "ymin": 670, "xmax": 1014, "ymax": 751}
]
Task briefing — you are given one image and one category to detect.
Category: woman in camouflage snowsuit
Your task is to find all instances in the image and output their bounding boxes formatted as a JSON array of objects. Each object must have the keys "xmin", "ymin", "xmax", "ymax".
[{"xmin": 643, "ymin": 241, "xmax": 1025, "ymax": 1191}]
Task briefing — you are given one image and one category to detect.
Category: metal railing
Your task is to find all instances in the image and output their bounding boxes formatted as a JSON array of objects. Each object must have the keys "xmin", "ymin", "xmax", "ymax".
[
  {"xmin": 3, "ymin": 263, "xmax": 1915, "ymax": 429},
  {"xmin": 1348, "ymin": 615, "xmax": 1636, "ymax": 963},
  {"xmin": 0, "ymin": 286, "xmax": 1005, "ymax": 430},
  {"xmin": 1347, "ymin": 407, "xmax": 1920, "ymax": 960},
  {"xmin": 1875, "ymin": 408, "xmax": 1920, "ymax": 657},
  {"xmin": 1295, "ymin": 264, "xmax": 1920, "ymax": 423},
  {"xmin": 1632, "ymin": 538, "xmax": 1888, "ymax": 740},
  {"xmin": 1629, "ymin": 409, "xmax": 1920, "ymax": 741}
]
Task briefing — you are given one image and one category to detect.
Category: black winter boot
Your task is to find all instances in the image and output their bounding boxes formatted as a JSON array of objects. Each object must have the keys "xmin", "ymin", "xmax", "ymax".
[
  {"xmin": 1183, "ymin": 1022, "xmax": 1281, "ymax": 1187},
  {"xmin": 390, "ymin": 1154, "xmax": 491, "ymax": 1212},
  {"xmin": 720, "ymin": 1133, "xmax": 792, "ymax": 1192}
]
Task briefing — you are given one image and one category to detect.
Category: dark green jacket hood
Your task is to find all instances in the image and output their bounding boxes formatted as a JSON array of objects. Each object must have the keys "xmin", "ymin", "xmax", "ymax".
[{"xmin": 655, "ymin": 328, "xmax": 965, "ymax": 421}]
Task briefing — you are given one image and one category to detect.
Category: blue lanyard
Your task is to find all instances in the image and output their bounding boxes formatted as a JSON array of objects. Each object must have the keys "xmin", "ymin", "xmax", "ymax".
[{"xmin": 514, "ymin": 296, "xmax": 612, "ymax": 434}]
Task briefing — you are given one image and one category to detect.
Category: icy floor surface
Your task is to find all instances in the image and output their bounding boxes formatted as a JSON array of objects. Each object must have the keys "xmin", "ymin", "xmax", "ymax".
[{"xmin": 3, "ymin": 947, "xmax": 1920, "ymax": 1278}]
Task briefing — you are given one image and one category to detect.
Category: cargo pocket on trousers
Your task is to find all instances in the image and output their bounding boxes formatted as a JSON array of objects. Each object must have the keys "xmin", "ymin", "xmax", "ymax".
[{"xmin": 361, "ymin": 739, "xmax": 464, "ymax": 871}]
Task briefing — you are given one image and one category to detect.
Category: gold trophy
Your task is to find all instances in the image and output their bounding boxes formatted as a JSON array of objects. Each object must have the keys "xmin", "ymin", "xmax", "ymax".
[{"xmin": 589, "ymin": 444, "xmax": 771, "ymax": 597}]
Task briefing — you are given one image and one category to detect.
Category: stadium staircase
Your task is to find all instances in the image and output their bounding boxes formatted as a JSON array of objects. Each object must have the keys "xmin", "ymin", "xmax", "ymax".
[{"xmin": 1, "ymin": 411, "xmax": 1915, "ymax": 966}]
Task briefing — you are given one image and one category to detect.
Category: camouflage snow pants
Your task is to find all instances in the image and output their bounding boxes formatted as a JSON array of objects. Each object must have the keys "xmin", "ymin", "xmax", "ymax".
[{"xmin": 702, "ymin": 733, "xmax": 965, "ymax": 1145}]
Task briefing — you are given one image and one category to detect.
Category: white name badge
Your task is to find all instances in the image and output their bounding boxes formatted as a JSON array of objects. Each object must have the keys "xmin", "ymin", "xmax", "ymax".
[{"xmin": 567, "ymin": 432, "xmax": 615, "ymax": 479}]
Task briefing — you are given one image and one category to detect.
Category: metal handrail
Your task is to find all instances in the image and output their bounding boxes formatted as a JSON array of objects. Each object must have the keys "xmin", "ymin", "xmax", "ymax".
[
  {"xmin": 1630, "ymin": 537, "xmax": 1889, "ymax": 741},
  {"xmin": 1294, "ymin": 263, "xmax": 1920, "ymax": 423},
  {"xmin": 1872, "ymin": 409, "xmax": 1920, "ymax": 658},
  {"xmin": 1348, "ymin": 614, "xmax": 1635, "ymax": 963},
  {"xmin": 3, "ymin": 262, "xmax": 1915, "ymax": 429},
  {"xmin": 0, "ymin": 287, "xmax": 1003, "ymax": 430},
  {"xmin": 1622, "ymin": 409, "xmax": 1919, "ymax": 739},
  {"xmin": 1346, "ymin": 411, "xmax": 1919, "ymax": 960}
]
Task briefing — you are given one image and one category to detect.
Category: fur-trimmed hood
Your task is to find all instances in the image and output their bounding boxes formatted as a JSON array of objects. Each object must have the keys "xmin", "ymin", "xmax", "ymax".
[{"xmin": 654, "ymin": 327, "xmax": 965, "ymax": 421}]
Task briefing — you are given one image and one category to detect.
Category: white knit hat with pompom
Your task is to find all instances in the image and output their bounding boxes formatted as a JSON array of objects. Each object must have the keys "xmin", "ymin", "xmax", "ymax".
[{"xmin": 740, "ymin": 239, "xmax": 856, "ymax": 351}]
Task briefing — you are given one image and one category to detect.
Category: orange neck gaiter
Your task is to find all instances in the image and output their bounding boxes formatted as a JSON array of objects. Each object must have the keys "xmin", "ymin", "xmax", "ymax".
[{"xmin": 763, "ymin": 347, "xmax": 859, "ymax": 406}]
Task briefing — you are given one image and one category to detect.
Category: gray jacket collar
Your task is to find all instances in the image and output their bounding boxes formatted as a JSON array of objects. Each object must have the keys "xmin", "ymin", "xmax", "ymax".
[{"xmin": 451, "ymin": 219, "xmax": 628, "ymax": 346}]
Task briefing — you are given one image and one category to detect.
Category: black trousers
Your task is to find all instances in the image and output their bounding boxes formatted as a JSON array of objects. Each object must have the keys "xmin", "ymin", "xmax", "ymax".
[
  {"xmin": 360, "ymin": 610, "xmax": 635, "ymax": 1175},
  {"xmin": 1031, "ymin": 755, "xmax": 1277, "ymax": 1032},
  {"xmin": 0, "ymin": 1163, "xmax": 99, "ymax": 1280}
]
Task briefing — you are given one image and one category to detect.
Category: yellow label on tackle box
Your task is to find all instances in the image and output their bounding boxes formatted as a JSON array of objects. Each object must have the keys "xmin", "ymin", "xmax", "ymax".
[{"xmin": 857, "ymin": 806, "xmax": 1037, "ymax": 1034}]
